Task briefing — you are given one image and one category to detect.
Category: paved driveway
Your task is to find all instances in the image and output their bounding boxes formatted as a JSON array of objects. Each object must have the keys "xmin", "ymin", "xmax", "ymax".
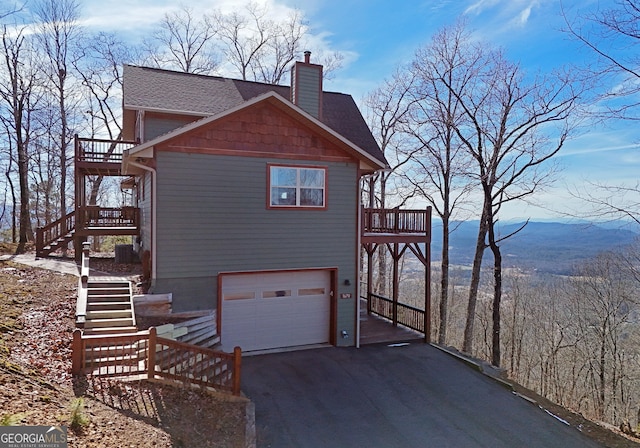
[{"xmin": 242, "ymin": 343, "xmax": 602, "ymax": 448}]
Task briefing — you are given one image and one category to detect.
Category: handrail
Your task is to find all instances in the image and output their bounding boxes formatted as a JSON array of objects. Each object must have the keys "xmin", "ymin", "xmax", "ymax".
[
  {"xmin": 362, "ymin": 208, "xmax": 429, "ymax": 234},
  {"xmin": 154, "ymin": 330, "xmax": 242, "ymax": 395},
  {"xmin": 35, "ymin": 211, "xmax": 75, "ymax": 257},
  {"xmin": 77, "ymin": 206, "xmax": 140, "ymax": 229},
  {"xmin": 76, "ymin": 242, "xmax": 90, "ymax": 327},
  {"xmin": 75, "ymin": 136, "xmax": 137, "ymax": 164},
  {"xmin": 72, "ymin": 327, "xmax": 242, "ymax": 395},
  {"xmin": 365, "ymin": 292, "xmax": 427, "ymax": 340}
]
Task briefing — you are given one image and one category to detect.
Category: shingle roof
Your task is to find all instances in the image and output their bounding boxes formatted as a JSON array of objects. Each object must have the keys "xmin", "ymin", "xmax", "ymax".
[{"xmin": 123, "ymin": 64, "xmax": 386, "ymax": 166}]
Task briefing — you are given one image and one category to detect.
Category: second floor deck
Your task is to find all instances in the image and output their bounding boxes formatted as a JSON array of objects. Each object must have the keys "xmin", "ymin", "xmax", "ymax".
[
  {"xmin": 75, "ymin": 136, "xmax": 138, "ymax": 175},
  {"xmin": 361, "ymin": 207, "xmax": 431, "ymax": 244}
]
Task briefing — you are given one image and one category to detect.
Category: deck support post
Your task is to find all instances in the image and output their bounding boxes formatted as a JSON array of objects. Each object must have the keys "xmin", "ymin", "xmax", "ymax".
[
  {"xmin": 392, "ymin": 243, "xmax": 399, "ymax": 326},
  {"xmin": 425, "ymin": 207, "xmax": 432, "ymax": 343}
]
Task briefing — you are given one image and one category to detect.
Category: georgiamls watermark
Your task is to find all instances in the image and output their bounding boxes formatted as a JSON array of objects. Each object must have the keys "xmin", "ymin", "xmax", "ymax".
[{"xmin": 0, "ymin": 426, "xmax": 67, "ymax": 448}]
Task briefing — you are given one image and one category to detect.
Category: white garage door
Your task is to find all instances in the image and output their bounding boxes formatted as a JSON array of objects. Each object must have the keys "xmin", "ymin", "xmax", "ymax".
[{"xmin": 220, "ymin": 269, "xmax": 332, "ymax": 352}]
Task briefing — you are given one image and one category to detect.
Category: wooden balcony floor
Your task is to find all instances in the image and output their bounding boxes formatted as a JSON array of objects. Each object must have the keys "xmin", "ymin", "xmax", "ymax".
[{"xmin": 359, "ymin": 300, "xmax": 424, "ymax": 345}]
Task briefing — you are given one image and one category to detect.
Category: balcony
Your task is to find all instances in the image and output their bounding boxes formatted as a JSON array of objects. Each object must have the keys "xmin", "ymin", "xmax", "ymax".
[
  {"xmin": 75, "ymin": 136, "xmax": 137, "ymax": 176},
  {"xmin": 361, "ymin": 207, "xmax": 431, "ymax": 244}
]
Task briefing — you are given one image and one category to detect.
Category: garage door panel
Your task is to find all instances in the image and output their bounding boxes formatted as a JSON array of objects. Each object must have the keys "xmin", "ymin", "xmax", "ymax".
[{"xmin": 221, "ymin": 270, "xmax": 332, "ymax": 352}]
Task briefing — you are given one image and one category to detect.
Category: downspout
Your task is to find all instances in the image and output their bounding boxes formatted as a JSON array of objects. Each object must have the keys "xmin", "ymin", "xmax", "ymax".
[{"xmin": 127, "ymin": 159, "xmax": 157, "ymax": 282}]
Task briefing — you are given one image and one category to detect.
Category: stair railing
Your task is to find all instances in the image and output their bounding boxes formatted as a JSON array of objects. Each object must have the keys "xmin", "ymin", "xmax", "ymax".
[
  {"xmin": 35, "ymin": 211, "xmax": 76, "ymax": 257},
  {"xmin": 72, "ymin": 327, "xmax": 242, "ymax": 395},
  {"xmin": 76, "ymin": 242, "xmax": 90, "ymax": 327}
]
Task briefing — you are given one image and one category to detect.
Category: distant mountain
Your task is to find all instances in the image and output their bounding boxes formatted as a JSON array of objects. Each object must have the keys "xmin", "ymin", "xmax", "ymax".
[{"xmin": 430, "ymin": 221, "xmax": 639, "ymax": 274}]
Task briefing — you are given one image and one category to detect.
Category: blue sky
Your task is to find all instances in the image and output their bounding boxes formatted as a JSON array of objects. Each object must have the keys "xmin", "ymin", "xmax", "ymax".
[{"xmin": 73, "ymin": 0, "xmax": 640, "ymax": 220}]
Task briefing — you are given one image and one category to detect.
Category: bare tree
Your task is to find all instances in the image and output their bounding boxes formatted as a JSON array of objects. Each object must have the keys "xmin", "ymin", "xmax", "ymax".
[
  {"xmin": 213, "ymin": 2, "xmax": 271, "ymax": 82},
  {"xmin": 364, "ymin": 68, "xmax": 416, "ymax": 296},
  {"xmin": 34, "ymin": 0, "xmax": 82, "ymax": 243},
  {"xmin": 439, "ymin": 46, "xmax": 582, "ymax": 364},
  {"xmin": 568, "ymin": 252, "xmax": 639, "ymax": 422},
  {"xmin": 404, "ymin": 22, "xmax": 476, "ymax": 345},
  {"xmin": 563, "ymin": 0, "xmax": 640, "ymax": 120},
  {"xmin": 0, "ymin": 25, "xmax": 41, "ymax": 252},
  {"xmin": 143, "ymin": 5, "xmax": 217, "ymax": 75},
  {"xmin": 213, "ymin": 2, "xmax": 341, "ymax": 84},
  {"xmin": 563, "ymin": 1, "xmax": 640, "ymax": 222}
]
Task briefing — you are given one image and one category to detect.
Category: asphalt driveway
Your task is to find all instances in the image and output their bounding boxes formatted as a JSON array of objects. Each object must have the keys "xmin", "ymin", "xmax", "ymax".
[{"xmin": 242, "ymin": 343, "xmax": 602, "ymax": 448}]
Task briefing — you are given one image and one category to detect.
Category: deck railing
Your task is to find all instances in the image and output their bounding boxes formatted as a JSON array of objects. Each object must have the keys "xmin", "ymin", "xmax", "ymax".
[
  {"xmin": 75, "ymin": 136, "xmax": 137, "ymax": 164},
  {"xmin": 366, "ymin": 292, "xmax": 427, "ymax": 340},
  {"xmin": 362, "ymin": 208, "xmax": 429, "ymax": 234},
  {"xmin": 72, "ymin": 328, "xmax": 242, "ymax": 395},
  {"xmin": 77, "ymin": 206, "xmax": 139, "ymax": 228}
]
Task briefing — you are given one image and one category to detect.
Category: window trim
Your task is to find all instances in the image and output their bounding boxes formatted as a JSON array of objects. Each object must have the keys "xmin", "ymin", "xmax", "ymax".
[{"xmin": 267, "ymin": 163, "xmax": 328, "ymax": 210}]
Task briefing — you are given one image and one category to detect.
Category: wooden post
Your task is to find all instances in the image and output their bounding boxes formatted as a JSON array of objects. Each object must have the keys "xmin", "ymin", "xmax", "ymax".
[
  {"xmin": 366, "ymin": 245, "xmax": 374, "ymax": 314},
  {"xmin": 147, "ymin": 327, "xmax": 157, "ymax": 379},
  {"xmin": 424, "ymin": 207, "xmax": 432, "ymax": 343},
  {"xmin": 392, "ymin": 242, "xmax": 399, "ymax": 326},
  {"xmin": 72, "ymin": 329, "xmax": 82, "ymax": 375},
  {"xmin": 35, "ymin": 228, "xmax": 44, "ymax": 258},
  {"xmin": 232, "ymin": 346, "xmax": 242, "ymax": 396}
]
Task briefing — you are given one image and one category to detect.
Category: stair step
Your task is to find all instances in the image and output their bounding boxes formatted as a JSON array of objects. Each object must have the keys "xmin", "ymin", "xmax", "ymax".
[
  {"xmin": 83, "ymin": 326, "xmax": 139, "ymax": 335},
  {"xmin": 87, "ymin": 294, "xmax": 133, "ymax": 302},
  {"xmin": 87, "ymin": 301, "xmax": 133, "ymax": 310},
  {"xmin": 88, "ymin": 287, "xmax": 131, "ymax": 294},
  {"xmin": 86, "ymin": 310, "xmax": 134, "ymax": 319},
  {"xmin": 84, "ymin": 318, "xmax": 135, "ymax": 328},
  {"xmin": 178, "ymin": 327, "xmax": 220, "ymax": 349}
]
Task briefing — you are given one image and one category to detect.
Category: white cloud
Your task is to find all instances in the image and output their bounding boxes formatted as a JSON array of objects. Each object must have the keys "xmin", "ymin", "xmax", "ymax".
[{"xmin": 465, "ymin": 0, "xmax": 501, "ymax": 15}]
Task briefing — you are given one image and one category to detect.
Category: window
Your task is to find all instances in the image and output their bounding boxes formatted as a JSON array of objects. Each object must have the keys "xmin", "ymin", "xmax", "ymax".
[{"xmin": 269, "ymin": 165, "xmax": 326, "ymax": 208}]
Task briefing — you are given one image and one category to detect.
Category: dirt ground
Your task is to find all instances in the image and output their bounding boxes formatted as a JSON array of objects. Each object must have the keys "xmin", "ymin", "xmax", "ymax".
[
  {"xmin": 1, "ymin": 248, "xmax": 639, "ymax": 447},
  {"xmin": 0, "ymin": 254, "xmax": 250, "ymax": 448}
]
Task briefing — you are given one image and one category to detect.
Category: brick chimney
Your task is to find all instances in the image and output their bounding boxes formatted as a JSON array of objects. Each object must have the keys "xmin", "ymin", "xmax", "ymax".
[{"xmin": 291, "ymin": 51, "xmax": 323, "ymax": 119}]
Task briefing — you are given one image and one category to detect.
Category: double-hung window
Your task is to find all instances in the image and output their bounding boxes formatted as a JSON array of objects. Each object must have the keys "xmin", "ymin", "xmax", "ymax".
[{"xmin": 269, "ymin": 165, "xmax": 326, "ymax": 208}]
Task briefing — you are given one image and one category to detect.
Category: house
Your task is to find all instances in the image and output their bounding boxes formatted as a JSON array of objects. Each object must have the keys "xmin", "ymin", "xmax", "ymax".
[
  {"xmin": 118, "ymin": 54, "xmax": 397, "ymax": 352},
  {"xmin": 37, "ymin": 52, "xmax": 431, "ymax": 353}
]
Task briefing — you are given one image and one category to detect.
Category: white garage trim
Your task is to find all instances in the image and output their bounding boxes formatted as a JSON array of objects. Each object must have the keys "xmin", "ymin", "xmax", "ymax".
[{"xmin": 218, "ymin": 268, "xmax": 336, "ymax": 352}]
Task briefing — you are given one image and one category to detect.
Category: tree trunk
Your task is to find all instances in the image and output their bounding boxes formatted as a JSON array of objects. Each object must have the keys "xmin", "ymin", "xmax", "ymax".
[
  {"xmin": 16, "ymin": 139, "xmax": 32, "ymax": 254},
  {"xmin": 462, "ymin": 205, "xmax": 489, "ymax": 354},
  {"xmin": 488, "ymin": 224, "xmax": 503, "ymax": 367},
  {"xmin": 6, "ymin": 170, "xmax": 17, "ymax": 243},
  {"xmin": 598, "ymin": 327, "xmax": 606, "ymax": 419},
  {"xmin": 438, "ymin": 215, "xmax": 450, "ymax": 345}
]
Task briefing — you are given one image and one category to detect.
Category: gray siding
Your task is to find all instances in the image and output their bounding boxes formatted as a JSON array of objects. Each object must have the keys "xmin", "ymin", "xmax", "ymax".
[
  {"xmin": 151, "ymin": 152, "xmax": 358, "ymax": 344},
  {"xmin": 144, "ymin": 115, "xmax": 198, "ymax": 141},
  {"xmin": 293, "ymin": 65, "xmax": 321, "ymax": 118},
  {"xmin": 139, "ymin": 172, "xmax": 152, "ymax": 253}
]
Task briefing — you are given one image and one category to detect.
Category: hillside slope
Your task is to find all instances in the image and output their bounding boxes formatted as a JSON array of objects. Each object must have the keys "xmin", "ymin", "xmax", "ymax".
[{"xmin": 0, "ymin": 258, "xmax": 248, "ymax": 447}]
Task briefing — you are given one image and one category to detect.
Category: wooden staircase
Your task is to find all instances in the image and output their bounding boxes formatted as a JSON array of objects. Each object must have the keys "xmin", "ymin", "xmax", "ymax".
[
  {"xmin": 42, "ymin": 230, "xmax": 75, "ymax": 257},
  {"xmin": 72, "ymin": 244, "xmax": 241, "ymax": 394},
  {"xmin": 35, "ymin": 211, "xmax": 76, "ymax": 258},
  {"xmin": 84, "ymin": 279, "xmax": 137, "ymax": 335}
]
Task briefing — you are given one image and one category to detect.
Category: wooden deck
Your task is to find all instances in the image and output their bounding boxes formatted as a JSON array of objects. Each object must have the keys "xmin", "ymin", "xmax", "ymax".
[{"xmin": 359, "ymin": 300, "xmax": 424, "ymax": 345}]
